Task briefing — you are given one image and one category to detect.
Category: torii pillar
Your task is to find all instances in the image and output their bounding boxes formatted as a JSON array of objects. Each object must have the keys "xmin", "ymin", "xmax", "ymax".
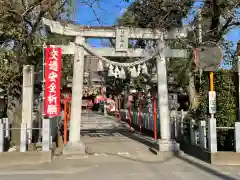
[
  {"xmin": 157, "ymin": 36, "xmax": 179, "ymax": 152},
  {"xmin": 63, "ymin": 36, "xmax": 86, "ymax": 154}
]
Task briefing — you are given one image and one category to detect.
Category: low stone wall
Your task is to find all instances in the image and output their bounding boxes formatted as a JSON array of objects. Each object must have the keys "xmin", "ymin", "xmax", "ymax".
[
  {"xmin": 211, "ymin": 152, "xmax": 240, "ymax": 165},
  {"xmin": 180, "ymin": 141, "xmax": 211, "ymax": 163},
  {"xmin": 180, "ymin": 141, "xmax": 240, "ymax": 165}
]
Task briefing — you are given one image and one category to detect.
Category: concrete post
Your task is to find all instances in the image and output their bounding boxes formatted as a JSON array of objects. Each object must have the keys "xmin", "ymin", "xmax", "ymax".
[
  {"xmin": 64, "ymin": 36, "xmax": 85, "ymax": 154},
  {"xmin": 199, "ymin": 120, "xmax": 206, "ymax": 148},
  {"xmin": 4, "ymin": 118, "xmax": 9, "ymax": 138},
  {"xmin": 156, "ymin": 56, "xmax": 171, "ymax": 140},
  {"xmin": 190, "ymin": 119, "xmax": 196, "ymax": 145},
  {"xmin": 238, "ymin": 56, "xmax": 240, "ymax": 120},
  {"xmin": 170, "ymin": 110, "xmax": 177, "ymax": 139},
  {"xmin": 42, "ymin": 118, "xmax": 50, "ymax": 151},
  {"xmin": 1, "ymin": 118, "xmax": 5, "ymax": 137},
  {"xmin": 208, "ymin": 117, "xmax": 217, "ymax": 152},
  {"xmin": 237, "ymin": 56, "xmax": 240, "ymax": 151},
  {"xmin": 235, "ymin": 122, "xmax": 240, "ymax": 152},
  {"xmin": 20, "ymin": 123, "xmax": 27, "ymax": 152},
  {"xmin": 104, "ymin": 91, "xmax": 107, "ymax": 116},
  {"xmin": 0, "ymin": 123, "xmax": 3, "ymax": 152},
  {"xmin": 22, "ymin": 65, "xmax": 34, "ymax": 144},
  {"xmin": 157, "ymin": 37, "xmax": 179, "ymax": 152},
  {"xmin": 104, "ymin": 102, "xmax": 107, "ymax": 116},
  {"xmin": 180, "ymin": 110, "xmax": 185, "ymax": 135}
]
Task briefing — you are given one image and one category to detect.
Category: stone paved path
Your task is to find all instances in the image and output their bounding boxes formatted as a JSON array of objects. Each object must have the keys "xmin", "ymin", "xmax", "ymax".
[
  {"xmin": 0, "ymin": 153, "xmax": 240, "ymax": 180},
  {"xmin": 1, "ymin": 112, "xmax": 240, "ymax": 179},
  {"xmin": 80, "ymin": 113, "xmax": 156, "ymax": 155}
]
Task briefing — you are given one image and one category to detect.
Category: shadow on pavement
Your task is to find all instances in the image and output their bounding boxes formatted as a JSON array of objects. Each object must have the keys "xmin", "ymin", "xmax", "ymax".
[
  {"xmin": 109, "ymin": 152, "xmax": 238, "ymax": 180},
  {"xmin": 74, "ymin": 114, "xmax": 239, "ymax": 180},
  {"xmin": 116, "ymin": 127, "xmax": 239, "ymax": 180},
  {"xmin": 176, "ymin": 155, "xmax": 238, "ymax": 180},
  {"xmin": 81, "ymin": 128, "xmax": 238, "ymax": 180}
]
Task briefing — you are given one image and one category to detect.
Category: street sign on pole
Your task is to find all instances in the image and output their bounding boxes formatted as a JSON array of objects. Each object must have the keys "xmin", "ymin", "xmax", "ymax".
[{"xmin": 209, "ymin": 91, "xmax": 216, "ymax": 114}]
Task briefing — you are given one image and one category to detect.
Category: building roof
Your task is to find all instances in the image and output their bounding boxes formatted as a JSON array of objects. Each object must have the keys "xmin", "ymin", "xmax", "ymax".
[
  {"xmin": 84, "ymin": 55, "xmax": 104, "ymax": 82},
  {"xmin": 84, "ymin": 56, "xmax": 99, "ymax": 72}
]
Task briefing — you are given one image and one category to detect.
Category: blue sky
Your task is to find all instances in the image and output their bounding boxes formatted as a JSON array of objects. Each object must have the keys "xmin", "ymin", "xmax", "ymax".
[
  {"xmin": 226, "ymin": 28, "xmax": 240, "ymax": 48},
  {"xmin": 75, "ymin": 0, "xmax": 130, "ymax": 46},
  {"xmin": 76, "ymin": 0, "xmax": 129, "ymax": 26},
  {"xmin": 75, "ymin": 0, "xmax": 240, "ymax": 50}
]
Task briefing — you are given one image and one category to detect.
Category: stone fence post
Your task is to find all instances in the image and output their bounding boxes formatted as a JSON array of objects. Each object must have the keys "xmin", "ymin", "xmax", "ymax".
[
  {"xmin": 42, "ymin": 118, "xmax": 50, "ymax": 152},
  {"xmin": 199, "ymin": 120, "xmax": 206, "ymax": 148},
  {"xmin": 0, "ymin": 123, "xmax": 3, "ymax": 152},
  {"xmin": 235, "ymin": 122, "xmax": 240, "ymax": 152},
  {"xmin": 208, "ymin": 117, "xmax": 217, "ymax": 152},
  {"xmin": 20, "ymin": 123, "xmax": 27, "ymax": 152},
  {"xmin": 190, "ymin": 119, "xmax": 196, "ymax": 145},
  {"xmin": 180, "ymin": 110, "xmax": 187, "ymax": 135},
  {"xmin": 3, "ymin": 118, "xmax": 10, "ymax": 138}
]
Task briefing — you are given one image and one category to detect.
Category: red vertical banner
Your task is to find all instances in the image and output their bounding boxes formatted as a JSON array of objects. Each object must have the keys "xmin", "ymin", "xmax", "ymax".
[{"xmin": 44, "ymin": 47, "xmax": 62, "ymax": 117}]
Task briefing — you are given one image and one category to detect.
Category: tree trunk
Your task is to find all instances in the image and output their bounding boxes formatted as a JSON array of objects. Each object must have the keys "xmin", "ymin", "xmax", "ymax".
[{"xmin": 188, "ymin": 72, "xmax": 199, "ymax": 109}]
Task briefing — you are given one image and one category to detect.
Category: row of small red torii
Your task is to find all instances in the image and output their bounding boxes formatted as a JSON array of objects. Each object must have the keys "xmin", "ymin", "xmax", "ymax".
[{"xmin": 127, "ymin": 95, "xmax": 158, "ymax": 141}]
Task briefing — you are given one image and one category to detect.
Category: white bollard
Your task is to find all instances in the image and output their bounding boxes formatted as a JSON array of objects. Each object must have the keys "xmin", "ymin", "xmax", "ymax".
[
  {"xmin": 180, "ymin": 110, "xmax": 186, "ymax": 135},
  {"xmin": 125, "ymin": 109, "xmax": 128, "ymax": 120},
  {"xmin": 208, "ymin": 117, "xmax": 217, "ymax": 152},
  {"xmin": 42, "ymin": 118, "xmax": 50, "ymax": 151},
  {"xmin": 199, "ymin": 120, "xmax": 207, "ymax": 149},
  {"xmin": 4, "ymin": 118, "xmax": 9, "ymax": 138},
  {"xmin": 0, "ymin": 119, "xmax": 3, "ymax": 138},
  {"xmin": 235, "ymin": 122, "xmax": 240, "ymax": 152},
  {"xmin": 0, "ymin": 123, "xmax": 4, "ymax": 152},
  {"xmin": 170, "ymin": 111, "xmax": 175, "ymax": 139},
  {"xmin": 20, "ymin": 123, "xmax": 27, "ymax": 152},
  {"xmin": 190, "ymin": 119, "xmax": 196, "ymax": 145}
]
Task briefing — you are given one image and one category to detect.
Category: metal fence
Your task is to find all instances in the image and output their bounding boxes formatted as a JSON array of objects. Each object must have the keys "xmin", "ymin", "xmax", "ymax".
[
  {"xmin": 119, "ymin": 109, "xmax": 240, "ymax": 153},
  {"xmin": 178, "ymin": 118, "xmax": 240, "ymax": 152},
  {"xmin": 0, "ymin": 118, "xmax": 54, "ymax": 152}
]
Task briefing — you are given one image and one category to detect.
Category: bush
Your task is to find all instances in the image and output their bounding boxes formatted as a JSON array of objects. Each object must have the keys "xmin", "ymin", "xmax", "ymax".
[{"xmin": 192, "ymin": 69, "xmax": 237, "ymax": 150}]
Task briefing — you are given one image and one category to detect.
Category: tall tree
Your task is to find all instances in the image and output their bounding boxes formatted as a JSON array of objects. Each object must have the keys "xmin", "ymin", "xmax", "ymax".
[
  {"xmin": 0, "ymin": 0, "xmax": 73, "ymax": 144},
  {"xmin": 119, "ymin": 0, "xmax": 240, "ymax": 148},
  {"xmin": 118, "ymin": 0, "xmax": 240, "ymax": 107}
]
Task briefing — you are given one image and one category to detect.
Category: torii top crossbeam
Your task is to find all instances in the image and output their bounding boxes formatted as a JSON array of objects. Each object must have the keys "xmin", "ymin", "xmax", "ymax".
[
  {"xmin": 42, "ymin": 18, "xmax": 188, "ymax": 40},
  {"xmin": 42, "ymin": 18, "xmax": 189, "ymax": 58}
]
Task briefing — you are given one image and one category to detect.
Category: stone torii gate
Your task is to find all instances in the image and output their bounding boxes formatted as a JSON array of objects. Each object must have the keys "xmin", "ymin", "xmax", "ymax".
[{"xmin": 42, "ymin": 18, "xmax": 188, "ymax": 154}]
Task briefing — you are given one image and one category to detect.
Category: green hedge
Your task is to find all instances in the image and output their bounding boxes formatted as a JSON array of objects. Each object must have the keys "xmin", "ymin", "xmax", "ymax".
[{"xmin": 192, "ymin": 69, "xmax": 237, "ymax": 150}]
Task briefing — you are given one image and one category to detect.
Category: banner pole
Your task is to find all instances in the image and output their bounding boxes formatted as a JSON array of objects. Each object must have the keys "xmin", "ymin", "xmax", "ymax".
[
  {"xmin": 64, "ymin": 99, "xmax": 67, "ymax": 144},
  {"xmin": 42, "ymin": 44, "xmax": 45, "ymax": 119}
]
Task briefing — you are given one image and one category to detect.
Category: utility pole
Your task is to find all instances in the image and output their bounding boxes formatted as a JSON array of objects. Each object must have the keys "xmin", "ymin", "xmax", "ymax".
[
  {"xmin": 198, "ymin": 8, "xmax": 203, "ymax": 81},
  {"xmin": 197, "ymin": 7, "xmax": 217, "ymax": 152},
  {"xmin": 197, "ymin": 9, "xmax": 207, "ymax": 149},
  {"xmin": 237, "ymin": 41, "xmax": 240, "ymax": 121}
]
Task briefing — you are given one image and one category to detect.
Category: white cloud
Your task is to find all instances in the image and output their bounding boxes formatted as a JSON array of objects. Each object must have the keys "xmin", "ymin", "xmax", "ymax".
[{"xmin": 119, "ymin": 8, "xmax": 127, "ymax": 16}]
